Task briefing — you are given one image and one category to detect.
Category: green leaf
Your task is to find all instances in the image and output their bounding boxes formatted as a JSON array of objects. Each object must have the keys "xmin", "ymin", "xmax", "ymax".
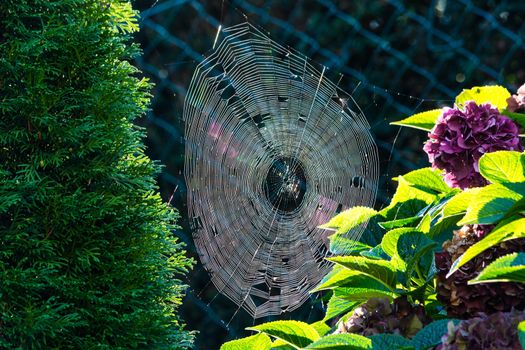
[
  {"xmin": 323, "ymin": 295, "xmax": 359, "ymax": 321},
  {"xmin": 390, "ymin": 109, "xmax": 442, "ymax": 132},
  {"xmin": 411, "ymin": 319, "xmax": 460, "ymax": 350},
  {"xmin": 398, "ymin": 232, "xmax": 437, "ymax": 281},
  {"xmin": 457, "ymin": 183, "xmax": 523, "ymax": 225},
  {"xmin": 379, "ymin": 216, "xmax": 420, "ymax": 230},
  {"xmin": 469, "ymin": 252, "xmax": 525, "ymax": 284},
  {"xmin": 320, "ymin": 206, "xmax": 378, "ymax": 235},
  {"xmin": 447, "ymin": 217, "xmax": 525, "ymax": 277},
  {"xmin": 518, "ymin": 320, "xmax": 525, "ymax": 350},
  {"xmin": 402, "ymin": 167, "xmax": 454, "ymax": 194},
  {"xmin": 455, "ymin": 85, "xmax": 511, "ymax": 109},
  {"xmin": 310, "ymin": 321, "xmax": 331, "ymax": 337},
  {"xmin": 313, "ymin": 268, "xmax": 360, "ymax": 291},
  {"xmin": 247, "ymin": 321, "xmax": 320, "ymax": 349},
  {"xmin": 270, "ymin": 339, "xmax": 296, "ymax": 350},
  {"xmin": 358, "ymin": 215, "xmax": 387, "ymax": 247},
  {"xmin": 479, "ymin": 151, "xmax": 525, "ymax": 184},
  {"xmin": 220, "ymin": 333, "xmax": 272, "ymax": 350},
  {"xmin": 428, "ymin": 215, "xmax": 459, "ymax": 246},
  {"xmin": 381, "ymin": 228, "xmax": 420, "ymax": 258},
  {"xmin": 304, "ymin": 333, "xmax": 372, "ymax": 350},
  {"xmin": 314, "ymin": 270, "xmax": 394, "ymax": 297},
  {"xmin": 441, "ymin": 188, "xmax": 483, "ymax": 218},
  {"xmin": 328, "ymin": 255, "xmax": 397, "ymax": 287},
  {"xmin": 417, "ymin": 214, "xmax": 431, "ymax": 233},
  {"xmin": 369, "ymin": 334, "xmax": 413, "ymax": 350},
  {"xmin": 360, "ymin": 245, "xmax": 389, "ymax": 260},
  {"xmin": 333, "ymin": 274, "xmax": 397, "ymax": 301},
  {"xmin": 380, "ymin": 177, "xmax": 439, "ymax": 220},
  {"xmin": 329, "ymin": 236, "xmax": 371, "ymax": 256}
]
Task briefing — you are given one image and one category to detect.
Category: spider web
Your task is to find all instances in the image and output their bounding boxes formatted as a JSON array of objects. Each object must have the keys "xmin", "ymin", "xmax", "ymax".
[{"xmin": 183, "ymin": 22, "xmax": 379, "ymax": 318}]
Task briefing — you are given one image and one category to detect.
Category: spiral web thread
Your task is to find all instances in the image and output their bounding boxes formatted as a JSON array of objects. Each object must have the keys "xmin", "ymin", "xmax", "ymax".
[{"xmin": 183, "ymin": 22, "xmax": 379, "ymax": 318}]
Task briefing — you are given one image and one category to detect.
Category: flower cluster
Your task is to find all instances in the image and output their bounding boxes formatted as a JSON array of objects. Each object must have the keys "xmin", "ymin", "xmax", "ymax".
[{"xmin": 424, "ymin": 101, "xmax": 522, "ymax": 189}]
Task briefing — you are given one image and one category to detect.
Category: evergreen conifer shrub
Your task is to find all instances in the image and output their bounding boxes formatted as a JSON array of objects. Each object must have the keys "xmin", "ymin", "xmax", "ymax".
[{"xmin": 0, "ymin": 1, "xmax": 193, "ymax": 348}]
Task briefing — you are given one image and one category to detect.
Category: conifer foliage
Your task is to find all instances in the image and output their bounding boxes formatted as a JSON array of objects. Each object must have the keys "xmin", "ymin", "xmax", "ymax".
[{"xmin": 0, "ymin": 1, "xmax": 193, "ymax": 348}]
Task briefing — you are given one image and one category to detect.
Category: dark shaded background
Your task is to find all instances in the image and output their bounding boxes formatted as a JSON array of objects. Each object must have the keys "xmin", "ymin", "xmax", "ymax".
[{"xmin": 133, "ymin": 0, "xmax": 525, "ymax": 348}]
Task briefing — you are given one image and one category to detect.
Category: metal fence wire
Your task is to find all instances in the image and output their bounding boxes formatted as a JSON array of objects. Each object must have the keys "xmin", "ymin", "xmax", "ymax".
[{"xmin": 134, "ymin": 0, "xmax": 525, "ymax": 348}]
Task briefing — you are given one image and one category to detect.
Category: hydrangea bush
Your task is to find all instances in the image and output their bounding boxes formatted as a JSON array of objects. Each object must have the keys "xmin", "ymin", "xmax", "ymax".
[
  {"xmin": 220, "ymin": 84, "xmax": 525, "ymax": 350},
  {"xmin": 424, "ymin": 101, "xmax": 522, "ymax": 189}
]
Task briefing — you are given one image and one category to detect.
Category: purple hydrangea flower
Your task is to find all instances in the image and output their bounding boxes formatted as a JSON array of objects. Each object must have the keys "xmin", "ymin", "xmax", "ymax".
[
  {"xmin": 507, "ymin": 83, "xmax": 525, "ymax": 112},
  {"xmin": 424, "ymin": 101, "xmax": 522, "ymax": 189}
]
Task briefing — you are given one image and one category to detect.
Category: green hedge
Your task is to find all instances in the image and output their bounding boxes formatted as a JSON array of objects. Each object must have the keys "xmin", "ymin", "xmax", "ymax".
[{"xmin": 0, "ymin": 1, "xmax": 193, "ymax": 348}]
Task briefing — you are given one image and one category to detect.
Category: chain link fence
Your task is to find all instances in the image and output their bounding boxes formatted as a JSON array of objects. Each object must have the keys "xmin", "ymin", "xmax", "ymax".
[{"xmin": 134, "ymin": 0, "xmax": 525, "ymax": 348}]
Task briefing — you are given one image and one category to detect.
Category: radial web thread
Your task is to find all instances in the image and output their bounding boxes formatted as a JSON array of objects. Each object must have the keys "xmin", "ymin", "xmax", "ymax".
[{"xmin": 184, "ymin": 22, "xmax": 379, "ymax": 318}]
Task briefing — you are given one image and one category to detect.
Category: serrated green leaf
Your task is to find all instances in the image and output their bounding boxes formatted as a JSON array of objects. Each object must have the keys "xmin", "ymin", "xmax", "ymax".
[
  {"xmin": 402, "ymin": 167, "xmax": 454, "ymax": 194},
  {"xmin": 441, "ymin": 187, "xmax": 483, "ymax": 218},
  {"xmin": 270, "ymin": 339, "xmax": 295, "ymax": 350},
  {"xmin": 381, "ymin": 228, "xmax": 420, "ymax": 258},
  {"xmin": 247, "ymin": 321, "xmax": 320, "ymax": 349},
  {"xmin": 503, "ymin": 197, "xmax": 525, "ymax": 222},
  {"xmin": 360, "ymin": 244, "xmax": 389, "ymax": 260},
  {"xmin": 417, "ymin": 214, "xmax": 431, "ymax": 233},
  {"xmin": 359, "ymin": 215, "xmax": 387, "ymax": 247},
  {"xmin": 448, "ymin": 216, "xmax": 525, "ymax": 277},
  {"xmin": 220, "ymin": 333, "xmax": 272, "ymax": 350},
  {"xmin": 457, "ymin": 183, "xmax": 523, "ymax": 225},
  {"xmin": 455, "ymin": 85, "xmax": 511, "ymax": 109},
  {"xmin": 411, "ymin": 319, "xmax": 460, "ymax": 350},
  {"xmin": 304, "ymin": 333, "xmax": 372, "ymax": 350},
  {"xmin": 380, "ymin": 177, "xmax": 439, "ymax": 220},
  {"xmin": 323, "ymin": 295, "xmax": 359, "ymax": 321},
  {"xmin": 314, "ymin": 270, "xmax": 394, "ymax": 296},
  {"xmin": 397, "ymin": 232, "xmax": 436, "ymax": 261},
  {"xmin": 328, "ymin": 255, "xmax": 397, "ymax": 288},
  {"xmin": 398, "ymin": 232, "xmax": 437, "ymax": 282},
  {"xmin": 369, "ymin": 334, "xmax": 413, "ymax": 350},
  {"xmin": 379, "ymin": 216, "xmax": 420, "ymax": 230},
  {"xmin": 310, "ymin": 321, "xmax": 331, "ymax": 337},
  {"xmin": 312, "ymin": 269, "xmax": 360, "ymax": 291},
  {"xmin": 479, "ymin": 151, "xmax": 525, "ymax": 184},
  {"xmin": 390, "ymin": 109, "xmax": 443, "ymax": 132},
  {"xmin": 329, "ymin": 236, "xmax": 371, "ymax": 256},
  {"xmin": 469, "ymin": 252, "xmax": 525, "ymax": 284},
  {"xmin": 332, "ymin": 274, "xmax": 397, "ymax": 301},
  {"xmin": 319, "ymin": 206, "xmax": 378, "ymax": 235},
  {"xmin": 428, "ymin": 215, "xmax": 459, "ymax": 246}
]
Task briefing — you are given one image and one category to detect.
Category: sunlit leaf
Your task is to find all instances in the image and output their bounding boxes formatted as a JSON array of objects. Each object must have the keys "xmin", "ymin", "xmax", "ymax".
[
  {"xmin": 441, "ymin": 187, "xmax": 483, "ymax": 218},
  {"xmin": 457, "ymin": 183, "xmax": 523, "ymax": 225},
  {"xmin": 247, "ymin": 321, "xmax": 319, "ymax": 349},
  {"xmin": 328, "ymin": 255, "xmax": 397, "ymax": 288},
  {"xmin": 304, "ymin": 333, "xmax": 372, "ymax": 350},
  {"xmin": 323, "ymin": 295, "xmax": 359, "ymax": 321},
  {"xmin": 380, "ymin": 177, "xmax": 439, "ymax": 220},
  {"xmin": 220, "ymin": 333, "xmax": 271, "ymax": 350},
  {"xmin": 455, "ymin": 85, "xmax": 511, "ymax": 109},
  {"xmin": 320, "ymin": 207, "xmax": 378, "ymax": 235},
  {"xmin": 469, "ymin": 252, "xmax": 525, "ymax": 284},
  {"xmin": 390, "ymin": 109, "xmax": 442, "ymax": 132},
  {"xmin": 479, "ymin": 151, "xmax": 525, "ymax": 184},
  {"xmin": 448, "ymin": 216, "xmax": 525, "ymax": 277}
]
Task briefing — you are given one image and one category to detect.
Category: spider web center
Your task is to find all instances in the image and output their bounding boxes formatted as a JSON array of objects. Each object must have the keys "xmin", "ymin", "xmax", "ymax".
[{"xmin": 264, "ymin": 156, "xmax": 307, "ymax": 213}]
